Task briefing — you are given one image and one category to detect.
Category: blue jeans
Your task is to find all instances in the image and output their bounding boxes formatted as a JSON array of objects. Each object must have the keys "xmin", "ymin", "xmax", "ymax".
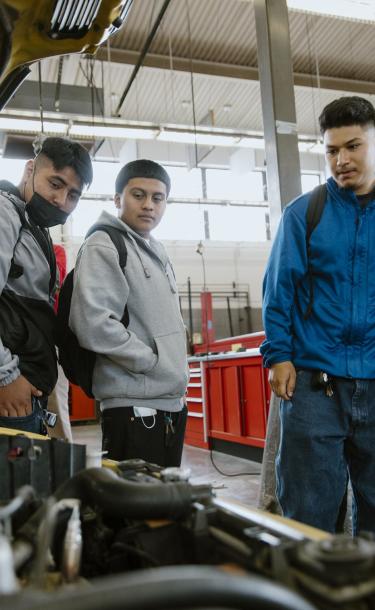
[
  {"xmin": 277, "ymin": 370, "xmax": 375, "ymax": 534},
  {"xmin": 0, "ymin": 396, "xmax": 47, "ymax": 435}
]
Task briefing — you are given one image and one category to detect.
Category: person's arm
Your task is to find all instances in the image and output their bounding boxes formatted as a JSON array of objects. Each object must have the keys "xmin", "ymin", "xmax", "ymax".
[
  {"xmin": 70, "ymin": 235, "xmax": 157, "ymax": 373},
  {"xmin": 0, "ymin": 197, "xmax": 42, "ymax": 415},
  {"xmin": 260, "ymin": 205, "xmax": 307, "ymax": 398}
]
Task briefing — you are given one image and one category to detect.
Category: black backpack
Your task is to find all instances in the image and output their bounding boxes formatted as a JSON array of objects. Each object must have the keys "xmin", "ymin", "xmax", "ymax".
[
  {"xmin": 56, "ymin": 224, "xmax": 129, "ymax": 398},
  {"xmin": 301, "ymin": 183, "xmax": 327, "ymax": 319}
]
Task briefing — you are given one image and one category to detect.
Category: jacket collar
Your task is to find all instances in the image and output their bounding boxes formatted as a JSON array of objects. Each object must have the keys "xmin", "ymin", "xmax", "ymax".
[
  {"xmin": 326, "ymin": 176, "xmax": 375, "ymax": 209},
  {"xmin": 0, "ymin": 180, "xmax": 22, "ymax": 200}
]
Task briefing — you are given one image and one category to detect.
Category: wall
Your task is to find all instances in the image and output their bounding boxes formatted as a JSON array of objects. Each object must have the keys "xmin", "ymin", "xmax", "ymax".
[
  {"xmin": 166, "ymin": 239, "xmax": 270, "ymax": 336},
  {"xmin": 61, "ymin": 234, "xmax": 271, "ymax": 339}
]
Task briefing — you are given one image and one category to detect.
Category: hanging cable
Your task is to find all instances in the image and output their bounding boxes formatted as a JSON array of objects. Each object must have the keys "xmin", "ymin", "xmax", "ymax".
[
  {"xmin": 54, "ymin": 56, "xmax": 64, "ymax": 112},
  {"xmin": 304, "ymin": 14, "xmax": 326, "ymax": 179},
  {"xmin": 115, "ymin": 0, "xmax": 172, "ymax": 116},
  {"xmin": 106, "ymin": 37, "xmax": 114, "ymax": 117},
  {"xmin": 184, "ymin": 0, "xmax": 199, "ymax": 167},
  {"xmin": 77, "ymin": 56, "xmax": 116, "ymax": 159},
  {"xmin": 168, "ymin": 33, "xmax": 177, "ymax": 123},
  {"xmin": 38, "ymin": 61, "xmax": 44, "ymax": 134}
]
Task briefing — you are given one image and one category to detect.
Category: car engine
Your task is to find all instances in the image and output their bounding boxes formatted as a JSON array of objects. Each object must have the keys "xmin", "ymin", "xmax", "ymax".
[{"xmin": 1, "ymin": 432, "xmax": 375, "ymax": 610}]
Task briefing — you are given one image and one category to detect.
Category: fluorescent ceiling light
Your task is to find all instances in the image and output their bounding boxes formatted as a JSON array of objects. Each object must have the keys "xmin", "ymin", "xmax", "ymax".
[
  {"xmin": 69, "ymin": 124, "xmax": 157, "ymax": 139},
  {"xmin": 287, "ymin": 0, "xmax": 375, "ymax": 22},
  {"xmin": 195, "ymin": 133, "xmax": 238, "ymax": 147},
  {"xmin": 158, "ymin": 130, "xmax": 238, "ymax": 147},
  {"xmin": 237, "ymin": 137, "xmax": 265, "ymax": 149},
  {"xmin": 0, "ymin": 114, "xmax": 326, "ymax": 155},
  {"xmin": 0, "ymin": 117, "xmax": 67, "ymax": 134},
  {"xmin": 0, "ymin": 117, "xmax": 39, "ymax": 131},
  {"xmin": 44, "ymin": 122, "xmax": 68, "ymax": 134},
  {"xmin": 158, "ymin": 130, "xmax": 197, "ymax": 144}
]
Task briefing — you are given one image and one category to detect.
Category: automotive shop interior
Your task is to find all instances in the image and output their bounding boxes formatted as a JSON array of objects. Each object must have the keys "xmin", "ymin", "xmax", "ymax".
[{"xmin": 1, "ymin": 0, "xmax": 375, "ymax": 609}]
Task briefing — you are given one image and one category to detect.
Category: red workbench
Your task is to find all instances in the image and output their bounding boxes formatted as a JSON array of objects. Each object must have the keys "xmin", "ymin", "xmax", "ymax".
[{"xmin": 185, "ymin": 332, "xmax": 271, "ymax": 450}]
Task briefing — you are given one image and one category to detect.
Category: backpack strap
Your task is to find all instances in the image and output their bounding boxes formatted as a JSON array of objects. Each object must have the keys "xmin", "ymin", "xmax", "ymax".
[
  {"xmin": 2, "ymin": 191, "xmax": 57, "ymax": 293},
  {"xmin": 85, "ymin": 224, "xmax": 129, "ymax": 325},
  {"xmin": 85, "ymin": 224, "xmax": 128, "ymax": 269},
  {"xmin": 303, "ymin": 183, "xmax": 327, "ymax": 319},
  {"xmin": 306, "ymin": 183, "xmax": 327, "ymax": 242}
]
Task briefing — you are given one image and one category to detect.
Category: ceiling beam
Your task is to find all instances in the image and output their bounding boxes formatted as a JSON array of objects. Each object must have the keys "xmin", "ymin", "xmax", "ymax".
[{"xmin": 96, "ymin": 47, "xmax": 375, "ymax": 95}]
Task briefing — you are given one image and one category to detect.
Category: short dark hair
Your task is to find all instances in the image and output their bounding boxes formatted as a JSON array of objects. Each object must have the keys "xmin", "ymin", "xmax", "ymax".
[
  {"xmin": 115, "ymin": 159, "xmax": 171, "ymax": 196},
  {"xmin": 319, "ymin": 96, "xmax": 375, "ymax": 135},
  {"xmin": 33, "ymin": 136, "xmax": 93, "ymax": 188}
]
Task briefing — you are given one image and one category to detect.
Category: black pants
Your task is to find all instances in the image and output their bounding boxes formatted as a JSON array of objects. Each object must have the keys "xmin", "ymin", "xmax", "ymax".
[{"xmin": 101, "ymin": 406, "xmax": 188, "ymax": 467}]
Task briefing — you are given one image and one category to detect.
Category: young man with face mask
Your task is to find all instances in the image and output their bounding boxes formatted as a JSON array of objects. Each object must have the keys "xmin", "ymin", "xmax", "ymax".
[
  {"xmin": 69, "ymin": 159, "xmax": 188, "ymax": 467},
  {"xmin": 0, "ymin": 136, "xmax": 92, "ymax": 434},
  {"xmin": 261, "ymin": 96, "xmax": 375, "ymax": 534}
]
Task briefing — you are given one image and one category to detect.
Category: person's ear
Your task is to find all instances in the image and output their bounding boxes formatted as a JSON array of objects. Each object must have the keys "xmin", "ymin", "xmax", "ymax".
[
  {"xmin": 24, "ymin": 159, "xmax": 34, "ymax": 181},
  {"xmin": 114, "ymin": 193, "xmax": 121, "ymax": 209}
]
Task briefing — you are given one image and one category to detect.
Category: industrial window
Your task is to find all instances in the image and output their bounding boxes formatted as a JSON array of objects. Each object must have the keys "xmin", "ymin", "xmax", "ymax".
[
  {"xmin": 205, "ymin": 169, "xmax": 264, "ymax": 201},
  {"xmin": 206, "ymin": 205, "xmax": 268, "ymax": 242},
  {"xmin": 71, "ymin": 199, "xmax": 116, "ymax": 236},
  {"xmin": 0, "ymin": 158, "xmax": 26, "ymax": 183},
  {"xmin": 165, "ymin": 166, "xmax": 203, "ymax": 198},
  {"xmin": 87, "ymin": 161, "xmax": 121, "ymax": 196},
  {"xmin": 301, "ymin": 173, "xmax": 321, "ymax": 192},
  {"xmin": 153, "ymin": 203, "xmax": 205, "ymax": 241}
]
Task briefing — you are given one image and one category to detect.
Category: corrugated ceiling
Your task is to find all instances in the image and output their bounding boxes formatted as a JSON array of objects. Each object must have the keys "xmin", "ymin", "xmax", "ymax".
[{"xmin": 25, "ymin": 0, "xmax": 375, "ymax": 139}]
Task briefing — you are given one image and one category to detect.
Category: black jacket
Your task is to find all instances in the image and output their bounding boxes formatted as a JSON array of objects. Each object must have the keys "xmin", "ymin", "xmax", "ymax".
[{"xmin": 0, "ymin": 181, "xmax": 57, "ymax": 394}]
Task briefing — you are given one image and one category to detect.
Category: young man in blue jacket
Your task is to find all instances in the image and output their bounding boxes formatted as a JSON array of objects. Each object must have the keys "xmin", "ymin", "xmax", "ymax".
[{"xmin": 261, "ymin": 96, "xmax": 375, "ymax": 534}]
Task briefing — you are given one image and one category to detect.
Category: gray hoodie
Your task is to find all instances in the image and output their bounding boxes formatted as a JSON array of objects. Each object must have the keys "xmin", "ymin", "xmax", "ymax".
[
  {"xmin": 70, "ymin": 211, "xmax": 188, "ymax": 411},
  {"xmin": 0, "ymin": 186, "xmax": 57, "ymax": 393}
]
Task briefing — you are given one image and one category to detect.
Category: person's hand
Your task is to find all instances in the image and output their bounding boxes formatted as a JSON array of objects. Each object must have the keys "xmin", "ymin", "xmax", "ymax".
[
  {"xmin": 0, "ymin": 375, "xmax": 42, "ymax": 417},
  {"xmin": 269, "ymin": 361, "xmax": 296, "ymax": 400}
]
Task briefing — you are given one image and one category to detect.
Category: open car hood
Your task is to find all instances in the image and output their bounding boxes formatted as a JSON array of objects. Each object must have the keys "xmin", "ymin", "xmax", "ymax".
[{"xmin": 0, "ymin": 0, "xmax": 132, "ymax": 110}]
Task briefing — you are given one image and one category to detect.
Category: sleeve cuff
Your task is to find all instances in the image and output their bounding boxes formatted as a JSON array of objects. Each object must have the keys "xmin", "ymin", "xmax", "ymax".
[{"xmin": 0, "ymin": 367, "xmax": 21, "ymax": 387}]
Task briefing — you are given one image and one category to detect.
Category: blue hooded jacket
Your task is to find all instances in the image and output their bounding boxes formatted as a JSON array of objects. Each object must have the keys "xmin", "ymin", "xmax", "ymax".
[{"xmin": 260, "ymin": 177, "xmax": 375, "ymax": 378}]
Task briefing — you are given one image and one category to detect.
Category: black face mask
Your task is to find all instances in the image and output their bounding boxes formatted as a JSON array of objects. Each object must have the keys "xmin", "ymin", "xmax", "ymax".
[{"xmin": 26, "ymin": 192, "xmax": 69, "ymax": 228}]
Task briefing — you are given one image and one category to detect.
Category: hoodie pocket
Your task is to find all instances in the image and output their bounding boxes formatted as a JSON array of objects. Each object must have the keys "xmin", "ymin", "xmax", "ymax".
[{"xmin": 145, "ymin": 331, "xmax": 188, "ymax": 398}]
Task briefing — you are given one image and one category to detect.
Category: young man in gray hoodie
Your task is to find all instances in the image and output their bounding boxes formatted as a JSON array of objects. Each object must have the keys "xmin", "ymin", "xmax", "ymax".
[
  {"xmin": 70, "ymin": 160, "xmax": 188, "ymax": 466},
  {"xmin": 0, "ymin": 136, "xmax": 92, "ymax": 434}
]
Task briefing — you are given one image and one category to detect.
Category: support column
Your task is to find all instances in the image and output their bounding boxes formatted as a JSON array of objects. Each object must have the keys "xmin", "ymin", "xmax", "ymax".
[
  {"xmin": 254, "ymin": 0, "xmax": 302, "ymax": 237},
  {"xmin": 254, "ymin": 0, "xmax": 301, "ymax": 515}
]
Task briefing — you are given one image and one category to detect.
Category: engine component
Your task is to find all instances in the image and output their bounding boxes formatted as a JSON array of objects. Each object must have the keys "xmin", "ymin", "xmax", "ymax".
[
  {"xmin": 61, "ymin": 501, "xmax": 82, "ymax": 583},
  {"xmin": 3, "ymin": 566, "xmax": 318, "ymax": 610},
  {"xmin": 0, "ymin": 534, "xmax": 18, "ymax": 595},
  {"xmin": 2, "ymin": 460, "xmax": 375, "ymax": 609},
  {"xmin": 0, "ymin": 433, "xmax": 86, "ymax": 500},
  {"xmin": 291, "ymin": 534, "xmax": 375, "ymax": 605}
]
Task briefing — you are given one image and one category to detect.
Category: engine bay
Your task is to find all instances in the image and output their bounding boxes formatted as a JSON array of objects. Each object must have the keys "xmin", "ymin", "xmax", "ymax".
[{"xmin": 1, "ymin": 432, "xmax": 375, "ymax": 610}]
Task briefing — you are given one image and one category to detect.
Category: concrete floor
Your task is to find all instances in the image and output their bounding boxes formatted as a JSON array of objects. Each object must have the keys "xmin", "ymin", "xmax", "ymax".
[{"xmin": 72, "ymin": 424, "xmax": 261, "ymax": 506}]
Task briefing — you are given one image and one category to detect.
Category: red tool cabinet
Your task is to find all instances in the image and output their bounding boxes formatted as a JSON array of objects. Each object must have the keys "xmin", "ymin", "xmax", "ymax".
[
  {"xmin": 69, "ymin": 383, "xmax": 96, "ymax": 422},
  {"xmin": 185, "ymin": 332, "xmax": 271, "ymax": 450}
]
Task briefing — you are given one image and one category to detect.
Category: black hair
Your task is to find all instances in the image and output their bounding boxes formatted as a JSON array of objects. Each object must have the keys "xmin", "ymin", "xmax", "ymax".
[
  {"xmin": 319, "ymin": 96, "xmax": 375, "ymax": 135},
  {"xmin": 33, "ymin": 136, "xmax": 93, "ymax": 188},
  {"xmin": 115, "ymin": 159, "xmax": 171, "ymax": 196}
]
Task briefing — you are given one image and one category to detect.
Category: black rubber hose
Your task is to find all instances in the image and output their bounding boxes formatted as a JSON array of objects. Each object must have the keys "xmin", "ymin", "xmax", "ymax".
[
  {"xmin": 56, "ymin": 467, "xmax": 194, "ymax": 519},
  {"xmin": 17, "ymin": 467, "xmax": 195, "ymax": 544},
  {"xmin": 6, "ymin": 566, "xmax": 319, "ymax": 610}
]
